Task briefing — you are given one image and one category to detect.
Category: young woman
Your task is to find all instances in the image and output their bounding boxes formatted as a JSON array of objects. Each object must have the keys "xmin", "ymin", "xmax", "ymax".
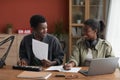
[{"xmin": 64, "ymin": 19, "xmax": 114, "ymax": 70}]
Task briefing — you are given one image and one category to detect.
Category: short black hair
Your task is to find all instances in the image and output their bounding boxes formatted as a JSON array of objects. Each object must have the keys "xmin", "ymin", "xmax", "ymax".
[
  {"xmin": 30, "ymin": 14, "xmax": 46, "ymax": 28},
  {"xmin": 84, "ymin": 19, "xmax": 105, "ymax": 38}
]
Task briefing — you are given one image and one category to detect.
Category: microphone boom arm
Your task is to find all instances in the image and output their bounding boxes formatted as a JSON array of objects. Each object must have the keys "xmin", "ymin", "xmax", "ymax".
[{"xmin": 0, "ymin": 36, "xmax": 15, "ymax": 68}]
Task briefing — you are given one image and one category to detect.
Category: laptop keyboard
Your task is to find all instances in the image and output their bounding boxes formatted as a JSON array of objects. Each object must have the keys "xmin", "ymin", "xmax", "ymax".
[{"xmin": 80, "ymin": 70, "xmax": 88, "ymax": 74}]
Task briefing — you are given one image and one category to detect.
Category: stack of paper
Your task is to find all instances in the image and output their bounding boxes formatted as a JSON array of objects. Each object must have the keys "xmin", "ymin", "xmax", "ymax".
[{"xmin": 17, "ymin": 71, "xmax": 52, "ymax": 80}]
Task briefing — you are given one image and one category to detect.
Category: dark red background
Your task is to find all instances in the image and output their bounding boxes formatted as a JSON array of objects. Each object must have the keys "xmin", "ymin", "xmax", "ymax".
[{"xmin": 0, "ymin": 0, "xmax": 69, "ymax": 33}]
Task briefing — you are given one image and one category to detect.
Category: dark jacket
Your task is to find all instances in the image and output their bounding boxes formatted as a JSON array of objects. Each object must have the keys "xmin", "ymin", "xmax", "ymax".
[{"xmin": 19, "ymin": 33, "xmax": 64, "ymax": 66}]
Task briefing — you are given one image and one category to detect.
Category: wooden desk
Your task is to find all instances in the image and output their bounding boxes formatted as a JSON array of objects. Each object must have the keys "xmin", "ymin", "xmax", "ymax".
[{"xmin": 0, "ymin": 66, "xmax": 120, "ymax": 80}]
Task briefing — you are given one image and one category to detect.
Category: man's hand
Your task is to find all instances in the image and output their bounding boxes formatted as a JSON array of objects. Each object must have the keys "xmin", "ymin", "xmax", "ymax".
[
  {"xmin": 17, "ymin": 59, "xmax": 28, "ymax": 66},
  {"xmin": 63, "ymin": 62, "xmax": 75, "ymax": 70},
  {"xmin": 41, "ymin": 59, "xmax": 57, "ymax": 67}
]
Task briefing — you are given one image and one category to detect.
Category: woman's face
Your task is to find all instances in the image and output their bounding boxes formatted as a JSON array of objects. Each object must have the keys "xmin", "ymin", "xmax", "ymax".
[
  {"xmin": 33, "ymin": 22, "xmax": 48, "ymax": 39},
  {"xmin": 83, "ymin": 25, "xmax": 97, "ymax": 40}
]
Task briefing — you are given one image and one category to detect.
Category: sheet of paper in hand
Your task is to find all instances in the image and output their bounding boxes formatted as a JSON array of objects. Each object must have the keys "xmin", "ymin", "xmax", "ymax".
[{"xmin": 32, "ymin": 39, "xmax": 48, "ymax": 60}]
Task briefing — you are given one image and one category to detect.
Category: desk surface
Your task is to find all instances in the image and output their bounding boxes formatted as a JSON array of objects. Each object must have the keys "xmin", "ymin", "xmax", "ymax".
[{"xmin": 0, "ymin": 66, "xmax": 120, "ymax": 80}]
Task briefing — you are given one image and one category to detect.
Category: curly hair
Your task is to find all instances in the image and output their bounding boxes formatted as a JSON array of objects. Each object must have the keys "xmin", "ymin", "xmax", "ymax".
[{"xmin": 30, "ymin": 14, "xmax": 46, "ymax": 28}]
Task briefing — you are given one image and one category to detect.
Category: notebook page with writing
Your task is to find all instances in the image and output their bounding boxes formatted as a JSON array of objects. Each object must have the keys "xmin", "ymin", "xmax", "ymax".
[{"xmin": 46, "ymin": 65, "xmax": 81, "ymax": 73}]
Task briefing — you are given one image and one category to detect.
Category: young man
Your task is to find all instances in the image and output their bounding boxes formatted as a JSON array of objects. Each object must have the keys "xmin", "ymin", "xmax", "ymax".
[
  {"xmin": 18, "ymin": 15, "xmax": 64, "ymax": 67},
  {"xmin": 63, "ymin": 19, "xmax": 114, "ymax": 70}
]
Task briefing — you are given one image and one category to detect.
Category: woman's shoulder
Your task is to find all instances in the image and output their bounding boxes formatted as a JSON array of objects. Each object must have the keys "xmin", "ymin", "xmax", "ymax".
[{"xmin": 98, "ymin": 38, "xmax": 112, "ymax": 47}]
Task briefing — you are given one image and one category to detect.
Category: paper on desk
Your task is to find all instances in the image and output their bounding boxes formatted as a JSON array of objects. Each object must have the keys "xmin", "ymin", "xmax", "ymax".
[
  {"xmin": 32, "ymin": 39, "xmax": 48, "ymax": 60},
  {"xmin": 17, "ymin": 71, "xmax": 52, "ymax": 80},
  {"xmin": 46, "ymin": 65, "xmax": 81, "ymax": 73}
]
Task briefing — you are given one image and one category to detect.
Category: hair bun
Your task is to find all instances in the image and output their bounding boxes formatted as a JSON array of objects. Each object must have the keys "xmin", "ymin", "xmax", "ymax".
[{"xmin": 99, "ymin": 20, "xmax": 105, "ymax": 32}]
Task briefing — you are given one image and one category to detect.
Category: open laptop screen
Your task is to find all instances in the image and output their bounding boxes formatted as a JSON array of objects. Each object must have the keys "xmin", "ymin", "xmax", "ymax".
[{"xmin": 80, "ymin": 57, "xmax": 119, "ymax": 76}]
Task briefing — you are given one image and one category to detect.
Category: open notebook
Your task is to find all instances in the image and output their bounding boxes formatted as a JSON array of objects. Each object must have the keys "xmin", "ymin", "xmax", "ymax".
[
  {"xmin": 46, "ymin": 65, "xmax": 81, "ymax": 73},
  {"xmin": 17, "ymin": 71, "xmax": 52, "ymax": 80}
]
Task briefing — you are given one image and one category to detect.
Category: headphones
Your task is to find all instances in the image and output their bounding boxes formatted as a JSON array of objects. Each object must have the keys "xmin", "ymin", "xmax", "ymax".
[{"xmin": 85, "ymin": 39, "xmax": 98, "ymax": 48}]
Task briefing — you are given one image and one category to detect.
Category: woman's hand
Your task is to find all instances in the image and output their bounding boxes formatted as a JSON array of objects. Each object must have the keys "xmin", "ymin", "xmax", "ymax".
[{"xmin": 63, "ymin": 62, "xmax": 75, "ymax": 70}]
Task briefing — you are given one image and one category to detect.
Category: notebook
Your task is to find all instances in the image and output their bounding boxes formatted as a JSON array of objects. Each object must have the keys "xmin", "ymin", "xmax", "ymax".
[
  {"xmin": 46, "ymin": 65, "xmax": 81, "ymax": 73},
  {"xmin": 17, "ymin": 71, "xmax": 52, "ymax": 80},
  {"xmin": 79, "ymin": 57, "xmax": 119, "ymax": 76}
]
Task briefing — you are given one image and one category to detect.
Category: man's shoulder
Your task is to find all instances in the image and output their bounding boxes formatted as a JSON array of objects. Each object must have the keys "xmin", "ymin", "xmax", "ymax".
[
  {"xmin": 46, "ymin": 34, "xmax": 54, "ymax": 38},
  {"xmin": 46, "ymin": 34, "xmax": 58, "ymax": 40},
  {"xmin": 46, "ymin": 34, "xmax": 60, "ymax": 44}
]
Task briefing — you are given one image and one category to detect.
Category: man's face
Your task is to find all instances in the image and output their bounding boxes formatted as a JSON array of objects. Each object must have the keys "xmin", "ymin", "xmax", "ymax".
[
  {"xmin": 34, "ymin": 22, "xmax": 48, "ymax": 38},
  {"xmin": 83, "ymin": 25, "xmax": 97, "ymax": 40}
]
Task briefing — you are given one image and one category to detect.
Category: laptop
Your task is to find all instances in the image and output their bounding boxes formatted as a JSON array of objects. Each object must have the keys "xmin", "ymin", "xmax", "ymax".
[{"xmin": 79, "ymin": 57, "xmax": 119, "ymax": 76}]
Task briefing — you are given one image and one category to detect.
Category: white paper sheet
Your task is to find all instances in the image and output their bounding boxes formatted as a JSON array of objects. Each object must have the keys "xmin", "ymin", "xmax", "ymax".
[
  {"xmin": 32, "ymin": 39, "xmax": 48, "ymax": 60},
  {"xmin": 46, "ymin": 65, "xmax": 81, "ymax": 73}
]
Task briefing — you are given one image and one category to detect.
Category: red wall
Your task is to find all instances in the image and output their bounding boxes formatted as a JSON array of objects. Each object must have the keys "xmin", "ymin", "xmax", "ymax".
[{"xmin": 0, "ymin": 0, "xmax": 69, "ymax": 33}]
